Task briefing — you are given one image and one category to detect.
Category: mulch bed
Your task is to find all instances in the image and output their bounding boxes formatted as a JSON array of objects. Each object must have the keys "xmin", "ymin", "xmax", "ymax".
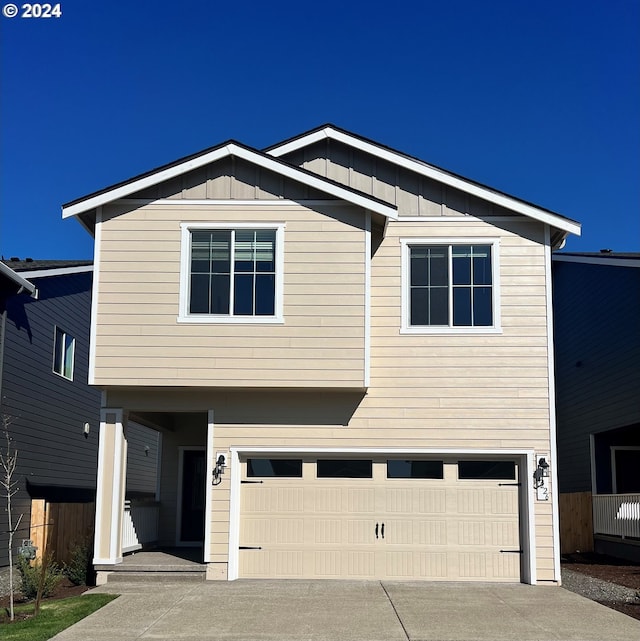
[{"xmin": 562, "ymin": 552, "xmax": 640, "ymax": 620}]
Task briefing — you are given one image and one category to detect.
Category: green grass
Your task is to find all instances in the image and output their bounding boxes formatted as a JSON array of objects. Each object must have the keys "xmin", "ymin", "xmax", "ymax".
[{"xmin": 0, "ymin": 594, "xmax": 118, "ymax": 641}]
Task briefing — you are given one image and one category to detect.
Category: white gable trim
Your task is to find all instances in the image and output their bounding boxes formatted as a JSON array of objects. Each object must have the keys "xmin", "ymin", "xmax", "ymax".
[
  {"xmin": 0, "ymin": 262, "xmax": 37, "ymax": 296},
  {"xmin": 62, "ymin": 144, "xmax": 397, "ymax": 220},
  {"xmin": 268, "ymin": 127, "xmax": 581, "ymax": 237},
  {"xmin": 552, "ymin": 254, "xmax": 639, "ymax": 268},
  {"xmin": 17, "ymin": 265, "xmax": 94, "ymax": 279}
]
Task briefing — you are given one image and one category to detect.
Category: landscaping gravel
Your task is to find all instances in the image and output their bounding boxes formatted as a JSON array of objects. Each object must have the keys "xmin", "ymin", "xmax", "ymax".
[{"xmin": 562, "ymin": 567, "xmax": 639, "ymax": 604}]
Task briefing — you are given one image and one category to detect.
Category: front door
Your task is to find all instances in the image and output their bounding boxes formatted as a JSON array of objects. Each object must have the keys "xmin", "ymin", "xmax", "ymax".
[{"xmin": 179, "ymin": 449, "xmax": 206, "ymax": 544}]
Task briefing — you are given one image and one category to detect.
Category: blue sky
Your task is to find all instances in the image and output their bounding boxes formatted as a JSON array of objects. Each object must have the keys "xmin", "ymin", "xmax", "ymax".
[{"xmin": 1, "ymin": 0, "xmax": 638, "ymax": 259}]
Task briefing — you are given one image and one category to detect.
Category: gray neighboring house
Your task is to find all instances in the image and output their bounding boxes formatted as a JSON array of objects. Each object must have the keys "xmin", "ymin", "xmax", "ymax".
[
  {"xmin": 553, "ymin": 251, "xmax": 640, "ymax": 561},
  {"xmin": 0, "ymin": 259, "xmax": 100, "ymax": 565},
  {"xmin": 0, "ymin": 258, "xmax": 161, "ymax": 567}
]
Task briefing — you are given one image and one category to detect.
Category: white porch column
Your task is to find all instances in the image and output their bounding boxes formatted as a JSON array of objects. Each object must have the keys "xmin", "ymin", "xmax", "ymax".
[{"xmin": 93, "ymin": 408, "xmax": 127, "ymax": 565}]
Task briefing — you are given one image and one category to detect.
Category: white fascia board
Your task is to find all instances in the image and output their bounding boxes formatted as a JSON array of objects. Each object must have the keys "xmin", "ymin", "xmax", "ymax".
[
  {"xmin": 62, "ymin": 143, "xmax": 397, "ymax": 220},
  {"xmin": 552, "ymin": 255, "xmax": 640, "ymax": 268},
  {"xmin": 19, "ymin": 265, "xmax": 94, "ymax": 279},
  {"xmin": 0, "ymin": 262, "xmax": 37, "ymax": 296},
  {"xmin": 230, "ymin": 146, "xmax": 397, "ymax": 219},
  {"xmin": 268, "ymin": 127, "xmax": 581, "ymax": 236}
]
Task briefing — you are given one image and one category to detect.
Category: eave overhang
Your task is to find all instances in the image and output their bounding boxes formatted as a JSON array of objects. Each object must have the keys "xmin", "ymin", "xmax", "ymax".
[{"xmin": 0, "ymin": 262, "xmax": 37, "ymax": 298}]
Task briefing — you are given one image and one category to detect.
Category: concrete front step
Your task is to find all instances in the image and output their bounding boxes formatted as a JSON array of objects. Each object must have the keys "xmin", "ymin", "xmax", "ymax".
[{"xmin": 101, "ymin": 570, "xmax": 206, "ymax": 583}]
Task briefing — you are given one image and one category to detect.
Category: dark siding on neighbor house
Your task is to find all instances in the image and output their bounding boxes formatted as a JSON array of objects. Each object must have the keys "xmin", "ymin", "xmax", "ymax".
[
  {"xmin": 0, "ymin": 270, "xmax": 101, "ymax": 564},
  {"xmin": 553, "ymin": 260, "xmax": 640, "ymax": 493}
]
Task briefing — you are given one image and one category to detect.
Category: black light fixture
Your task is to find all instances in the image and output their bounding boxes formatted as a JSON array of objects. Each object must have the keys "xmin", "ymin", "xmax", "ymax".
[
  {"xmin": 212, "ymin": 454, "xmax": 226, "ymax": 485},
  {"xmin": 534, "ymin": 457, "xmax": 549, "ymax": 487}
]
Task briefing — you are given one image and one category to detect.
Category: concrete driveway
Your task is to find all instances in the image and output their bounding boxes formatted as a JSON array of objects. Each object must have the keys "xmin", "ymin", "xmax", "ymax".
[{"xmin": 52, "ymin": 580, "xmax": 640, "ymax": 641}]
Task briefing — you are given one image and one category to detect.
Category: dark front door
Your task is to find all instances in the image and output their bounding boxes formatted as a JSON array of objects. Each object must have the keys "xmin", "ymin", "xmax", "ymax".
[{"xmin": 180, "ymin": 449, "xmax": 205, "ymax": 542}]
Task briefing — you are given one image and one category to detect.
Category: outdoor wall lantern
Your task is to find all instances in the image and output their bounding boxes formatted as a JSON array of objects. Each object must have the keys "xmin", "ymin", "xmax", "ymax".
[
  {"xmin": 212, "ymin": 454, "xmax": 227, "ymax": 485},
  {"xmin": 534, "ymin": 457, "xmax": 549, "ymax": 487}
]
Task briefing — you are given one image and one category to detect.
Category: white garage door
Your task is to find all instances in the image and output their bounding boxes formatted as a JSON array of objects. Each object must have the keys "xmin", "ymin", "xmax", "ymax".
[{"xmin": 239, "ymin": 457, "xmax": 521, "ymax": 581}]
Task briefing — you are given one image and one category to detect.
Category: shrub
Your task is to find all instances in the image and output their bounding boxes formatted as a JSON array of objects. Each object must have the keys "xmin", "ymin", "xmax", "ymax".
[
  {"xmin": 64, "ymin": 540, "xmax": 92, "ymax": 586},
  {"xmin": 17, "ymin": 555, "xmax": 63, "ymax": 600}
]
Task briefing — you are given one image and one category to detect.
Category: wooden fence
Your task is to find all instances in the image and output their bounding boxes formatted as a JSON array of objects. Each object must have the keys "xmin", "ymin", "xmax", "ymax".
[
  {"xmin": 559, "ymin": 491, "xmax": 593, "ymax": 554},
  {"xmin": 30, "ymin": 500, "xmax": 95, "ymax": 565}
]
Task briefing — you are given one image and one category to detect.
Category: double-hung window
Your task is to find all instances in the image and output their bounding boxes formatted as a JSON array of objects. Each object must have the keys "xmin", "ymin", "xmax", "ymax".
[
  {"xmin": 179, "ymin": 223, "xmax": 284, "ymax": 323},
  {"xmin": 53, "ymin": 327, "xmax": 75, "ymax": 380},
  {"xmin": 401, "ymin": 238, "xmax": 500, "ymax": 333}
]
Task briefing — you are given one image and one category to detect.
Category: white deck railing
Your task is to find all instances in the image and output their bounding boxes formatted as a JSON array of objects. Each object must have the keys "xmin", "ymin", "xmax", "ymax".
[
  {"xmin": 122, "ymin": 500, "xmax": 160, "ymax": 554},
  {"xmin": 593, "ymin": 493, "xmax": 640, "ymax": 539}
]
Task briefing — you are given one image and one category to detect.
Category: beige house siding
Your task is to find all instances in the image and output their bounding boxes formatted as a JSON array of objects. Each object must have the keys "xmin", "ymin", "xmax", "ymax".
[
  {"xmin": 196, "ymin": 215, "xmax": 556, "ymax": 579},
  {"xmin": 105, "ymin": 212, "xmax": 556, "ymax": 581},
  {"xmin": 95, "ymin": 201, "xmax": 367, "ymax": 387}
]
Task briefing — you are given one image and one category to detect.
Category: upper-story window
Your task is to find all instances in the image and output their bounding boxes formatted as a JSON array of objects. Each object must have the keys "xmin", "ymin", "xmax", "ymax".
[
  {"xmin": 53, "ymin": 326, "xmax": 75, "ymax": 380},
  {"xmin": 179, "ymin": 222, "xmax": 285, "ymax": 323},
  {"xmin": 401, "ymin": 238, "xmax": 501, "ymax": 333}
]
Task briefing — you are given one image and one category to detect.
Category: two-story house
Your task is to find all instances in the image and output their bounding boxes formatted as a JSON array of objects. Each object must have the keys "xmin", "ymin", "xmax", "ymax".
[{"xmin": 62, "ymin": 125, "xmax": 580, "ymax": 585}]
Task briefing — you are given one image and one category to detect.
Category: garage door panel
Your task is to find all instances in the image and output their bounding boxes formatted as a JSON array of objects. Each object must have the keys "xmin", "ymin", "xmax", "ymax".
[
  {"xmin": 418, "ymin": 489, "xmax": 447, "ymax": 513},
  {"xmin": 385, "ymin": 551, "xmax": 448, "ymax": 578},
  {"xmin": 452, "ymin": 488, "xmax": 487, "ymax": 514},
  {"xmin": 491, "ymin": 521, "xmax": 519, "ymax": 546},
  {"xmin": 239, "ymin": 458, "xmax": 521, "ymax": 581},
  {"xmin": 242, "ymin": 517, "xmax": 305, "ymax": 545}
]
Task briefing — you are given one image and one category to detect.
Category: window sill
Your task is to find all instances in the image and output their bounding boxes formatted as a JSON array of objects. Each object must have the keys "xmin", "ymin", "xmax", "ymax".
[
  {"xmin": 400, "ymin": 326, "xmax": 503, "ymax": 335},
  {"xmin": 177, "ymin": 315, "xmax": 284, "ymax": 325}
]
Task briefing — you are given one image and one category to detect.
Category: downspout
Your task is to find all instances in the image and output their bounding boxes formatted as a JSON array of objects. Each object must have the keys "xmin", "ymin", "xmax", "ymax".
[{"xmin": 0, "ymin": 306, "xmax": 6, "ymax": 407}]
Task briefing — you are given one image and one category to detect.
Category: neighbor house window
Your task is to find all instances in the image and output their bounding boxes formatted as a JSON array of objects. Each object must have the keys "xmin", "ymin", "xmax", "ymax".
[
  {"xmin": 179, "ymin": 223, "xmax": 284, "ymax": 323},
  {"xmin": 401, "ymin": 239, "xmax": 500, "ymax": 333},
  {"xmin": 53, "ymin": 327, "xmax": 75, "ymax": 380}
]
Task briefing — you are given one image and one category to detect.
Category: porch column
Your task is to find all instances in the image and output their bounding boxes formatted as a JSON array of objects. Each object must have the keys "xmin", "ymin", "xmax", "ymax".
[{"xmin": 93, "ymin": 408, "xmax": 127, "ymax": 565}]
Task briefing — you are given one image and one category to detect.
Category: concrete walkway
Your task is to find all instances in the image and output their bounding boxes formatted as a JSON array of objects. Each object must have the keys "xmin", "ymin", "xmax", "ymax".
[{"xmin": 52, "ymin": 580, "xmax": 640, "ymax": 641}]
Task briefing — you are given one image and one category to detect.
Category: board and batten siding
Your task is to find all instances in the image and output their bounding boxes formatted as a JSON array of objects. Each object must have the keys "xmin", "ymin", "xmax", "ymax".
[
  {"xmin": 95, "ymin": 202, "xmax": 367, "ymax": 387},
  {"xmin": 281, "ymin": 140, "xmax": 514, "ymax": 219}
]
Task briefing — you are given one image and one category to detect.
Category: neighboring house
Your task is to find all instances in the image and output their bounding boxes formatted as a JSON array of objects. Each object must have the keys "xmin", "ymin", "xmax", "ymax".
[
  {"xmin": 553, "ymin": 252, "xmax": 640, "ymax": 561},
  {"xmin": 0, "ymin": 259, "xmax": 99, "ymax": 565},
  {"xmin": 62, "ymin": 124, "xmax": 581, "ymax": 585},
  {"xmin": 0, "ymin": 259, "xmax": 159, "ymax": 566}
]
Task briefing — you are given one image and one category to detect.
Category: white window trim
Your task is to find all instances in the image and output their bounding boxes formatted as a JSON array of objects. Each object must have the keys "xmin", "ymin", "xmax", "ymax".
[
  {"xmin": 400, "ymin": 237, "xmax": 502, "ymax": 334},
  {"xmin": 52, "ymin": 326, "xmax": 75, "ymax": 380},
  {"xmin": 178, "ymin": 222, "xmax": 285, "ymax": 324}
]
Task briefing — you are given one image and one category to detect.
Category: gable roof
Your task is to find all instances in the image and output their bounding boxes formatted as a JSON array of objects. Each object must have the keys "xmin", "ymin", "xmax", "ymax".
[
  {"xmin": 62, "ymin": 140, "xmax": 398, "ymax": 226},
  {"xmin": 266, "ymin": 124, "xmax": 582, "ymax": 240}
]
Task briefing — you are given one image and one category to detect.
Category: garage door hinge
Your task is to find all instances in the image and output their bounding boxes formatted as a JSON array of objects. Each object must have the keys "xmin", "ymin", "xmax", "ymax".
[
  {"xmin": 498, "ymin": 482, "xmax": 521, "ymax": 486},
  {"xmin": 499, "ymin": 549, "xmax": 523, "ymax": 554},
  {"xmin": 239, "ymin": 546, "xmax": 262, "ymax": 550},
  {"xmin": 241, "ymin": 480, "xmax": 264, "ymax": 484}
]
